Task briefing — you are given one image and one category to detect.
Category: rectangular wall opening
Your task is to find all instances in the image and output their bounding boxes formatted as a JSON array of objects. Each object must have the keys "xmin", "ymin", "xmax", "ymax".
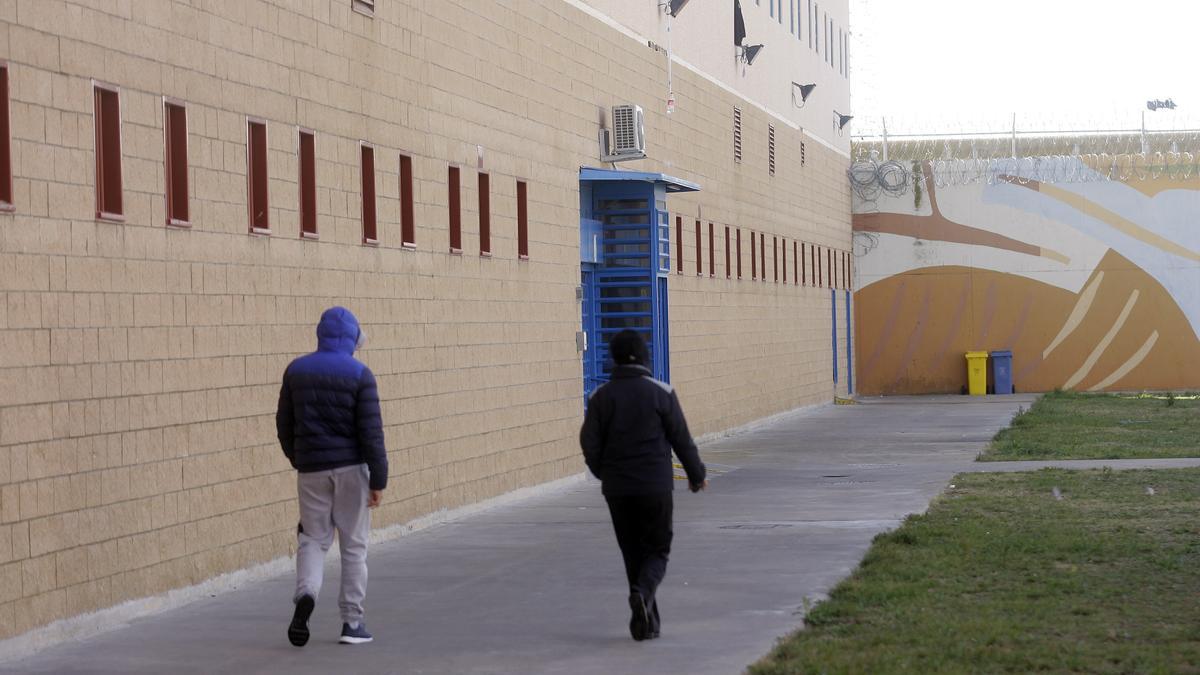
[
  {"xmin": 94, "ymin": 84, "xmax": 123, "ymax": 220},
  {"xmin": 164, "ymin": 100, "xmax": 188, "ymax": 225}
]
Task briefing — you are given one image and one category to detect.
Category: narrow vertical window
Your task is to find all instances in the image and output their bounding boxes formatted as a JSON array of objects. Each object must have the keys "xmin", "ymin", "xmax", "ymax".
[
  {"xmin": 0, "ymin": 64, "xmax": 10, "ymax": 209},
  {"xmin": 750, "ymin": 231, "xmax": 757, "ymax": 279},
  {"xmin": 478, "ymin": 172, "xmax": 490, "ymax": 255},
  {"xmin": 676, "ymin": 216, "xmax": 683, "ymax": 274},
  {"xmin": 760, "ymin": 233, "xmax": 766, "ymax": 283},
  {"xmin": 782, "ymin": 238, "xmax": 787, "ymax": 283},
  {"xmin": 694, "ymin": 219, "xmax": 702, "ymax": 276},
  {"xmin": 773, "ymin": 236, "xmax": 779, "ymax": 282},
  {"xmin": 94, "ymin": 83, "xmax": 123, "ymax": 219},
  {"xmin": 448, "ymin": 166, "xmax": 462, "ymax": 252},
  {"xmin": 516, "ymin": 180, "xmax": 528, "ymax": 259},
  {"xmin": 793, "ymin": 241, "xmax": 798, "ymax": 285},
  {"xmin": 360, "ymin": 143, "xmax": 377, "ymax": 243},
  {"xmin": 724, "ymin": 226, "xmax": 731, "ymax": 279},
  {"xmin": 733, "ymin": 108, "xmax": 742, "ymax": 164},
  {"xmin": 801, "ymin": 243, "xmax": 807, "ymax": 285},
  {"xmin": 808, "ymin": 0, "xmax": 814, "ymax": 47},
  {"xmin": 163, "ymin": 99, "xmax": 188, "ymax": 225},
  {"xmin": 298, "ymin": 129, "xmax": 317, "ymax": 237},
  {"xmin": 246, "ymin": 118, "xmax": 268, "ymax": 232},
  {"xmin": 801, "ymin": 141, "xmax": 807, "ymax": 167},
  {"xmin": 736, "ymin": 229, "xmax": 742, "ymax": 279},
  {"xmin": 811, "ymin": 244, "xmax": 817, "ymax": 285},
  {"xmin": 768, "ymin": 124, "xmax": 776, "ymax": 176},
  {"xmin": 400, "ymin": 154, "xmax": 415, "ymax": 246},
  {"xmin": 828, "ymin": 248, "xmax": 834, "ymax": 287},
  {"xmin": 708, "ymin": 222, "xmax": 715, "ymax": 277}
]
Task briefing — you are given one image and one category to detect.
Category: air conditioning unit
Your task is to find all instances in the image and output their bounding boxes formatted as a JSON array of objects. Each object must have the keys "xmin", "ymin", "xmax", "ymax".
[{"xmin": 599, "ymin": 104, "xmax": 646, "ymax": 162}]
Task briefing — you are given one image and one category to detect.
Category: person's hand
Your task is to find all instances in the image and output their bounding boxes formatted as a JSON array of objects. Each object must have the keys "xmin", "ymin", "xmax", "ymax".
[
  {"xmin": 368, "ymin": 490, "xmax": 383, "ymax": 508},
  {"xmin": 689, "ymin": 479, "xmax": 709, "ymax": 493}
]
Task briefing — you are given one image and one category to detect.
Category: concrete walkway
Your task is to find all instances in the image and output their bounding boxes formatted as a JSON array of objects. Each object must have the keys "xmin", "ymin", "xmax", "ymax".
[{"xmin": 6, "ymin": 394, "xmax": 1198, "ymax": 675}]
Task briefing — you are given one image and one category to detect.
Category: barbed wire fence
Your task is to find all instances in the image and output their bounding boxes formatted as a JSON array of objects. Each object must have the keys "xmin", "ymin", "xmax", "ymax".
[{"xmin": 847, "ymin": 118, "xmax": 1200, "ymax": 203}]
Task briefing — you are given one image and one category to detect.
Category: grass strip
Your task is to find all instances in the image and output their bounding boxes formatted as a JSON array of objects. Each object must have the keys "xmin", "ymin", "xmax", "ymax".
[
  {"xmin": 980, "ymin": 390, "xmax": 1200, "ymax": 461},
  {"xmin": 750, "ymin": 468, "xmax": 1200, "ymax": 674}
]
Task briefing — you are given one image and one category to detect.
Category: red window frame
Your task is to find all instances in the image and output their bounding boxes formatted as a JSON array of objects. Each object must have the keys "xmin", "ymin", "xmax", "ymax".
[
  {"xmin": 478, "ymin": 172, "xmax": 490, "ymax": 256},
  {"xmin": 400, "ymin": 154, "xmax": 415, "ymax": 247},
  {"xmin": 708, "ymin": 222, "xmax": 715, "ymax": 277},
  {"xmin": 782, "ymin": 238, "xmax": 787, "ymax": 283},
  {"xmin": 448, "ymin": 165, "xmax": 462, "ymax": 252},
  {"xmin": 793, "ymin": 241, "xmax": 798, "ymax": 285},
  {"xmin": 246, "ymin": 117, "xmax": 269, "ymax": 233},
  {"xmin": 516, "ymin": 180, "xmax": 529, "ymax": 259},
  {"xmin": 773, "ymin": 236, "xmax": 779, "ymax": 282},
  {"xmin": 724, "ymin": 226, "xmax": 731, "ymax": 279},
  {"xmin": 163, "ymin": 98, "xmax": 189, "ymax": 226},
  {"xmin": 0, "ymin": 63, "xmax": 11, "ymax": 210},
  {"xmin": 736, "ymin": 229, "xmax": 743, "ymax": 279},
  {"xmin": 750, "ymin": 231, "xmax": 757, "ymax": 279},
  {"xmin": 675, "ymin": 216, "xmax": 683, "ymax": 274},
  {"xmin": 360, "ymin": 142, "xmax": 377, "ymax": 244},
  {"xmin": 760, "ymin": 233, "xmax": 766, "ymax": 283},
  {"xmin": 298, "ymin": 128, "xmax": 317, "ymax": 238},
  {"xmin": 94, "ymin": 82, "xmax": 124, "ymax": 221}
]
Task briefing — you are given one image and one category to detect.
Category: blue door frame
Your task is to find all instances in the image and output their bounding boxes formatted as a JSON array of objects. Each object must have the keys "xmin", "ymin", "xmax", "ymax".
[{"xmin": 579, "ymin": 169, "xmax": 699, "ymax": 403}]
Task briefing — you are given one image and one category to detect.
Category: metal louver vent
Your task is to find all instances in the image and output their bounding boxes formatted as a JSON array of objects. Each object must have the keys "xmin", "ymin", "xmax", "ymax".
[
  {"xmin": 801, "ymin": 141, "xmax": 806, "ymax": 167},
  {"xmin": 768, "ymin": 124, "xmax": 776, "ymax": 176},
  {"xmin": 733, "ymin": 107, "xmax": 742, "ymax": 163}
]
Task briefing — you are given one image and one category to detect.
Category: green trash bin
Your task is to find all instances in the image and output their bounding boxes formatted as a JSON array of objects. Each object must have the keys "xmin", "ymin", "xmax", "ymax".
[{"xmin": 965, "ymin": 351, "xmax": 988, "ymax": 396}]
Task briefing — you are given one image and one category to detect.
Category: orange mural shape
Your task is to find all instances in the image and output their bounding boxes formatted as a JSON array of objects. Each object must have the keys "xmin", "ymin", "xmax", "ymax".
[{"xmin": 852, "ymin": 250, "xmax": 1200, "ymax": 394}]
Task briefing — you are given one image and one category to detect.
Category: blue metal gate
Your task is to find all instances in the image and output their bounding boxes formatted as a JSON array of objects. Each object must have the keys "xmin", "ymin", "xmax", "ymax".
[{"xmin": 579, "ymin": 169, "xmax": 699, "ymax": 403}]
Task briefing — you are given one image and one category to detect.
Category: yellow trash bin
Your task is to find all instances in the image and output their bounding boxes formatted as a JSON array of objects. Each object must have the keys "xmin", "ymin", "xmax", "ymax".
[{"xmin": 965, "ymin": 351, "xmax": 989, "ymax": 396}]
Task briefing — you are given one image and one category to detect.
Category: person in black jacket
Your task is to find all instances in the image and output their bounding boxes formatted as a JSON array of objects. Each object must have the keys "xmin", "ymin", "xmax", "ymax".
[
  {"xmin": 580, "ymin": 329, "xmax": 707, "ymax": 641},
  {"xmin": 277, "ymin": 306, "xmax": 388, "ymax": 647}
]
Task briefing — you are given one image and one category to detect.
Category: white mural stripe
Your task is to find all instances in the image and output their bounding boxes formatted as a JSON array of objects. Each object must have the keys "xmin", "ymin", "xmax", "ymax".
[
  {"xmin": 1062, "ymin": 289, "xmax": 1140, "ymax": 390},
  {"xmin": 1087, "ymin": 331, "xmax": 1160, "ymax": 391},
  {"xmin": 1042, "ymin": 271, "xmax": 1105, "ymax": 359}
]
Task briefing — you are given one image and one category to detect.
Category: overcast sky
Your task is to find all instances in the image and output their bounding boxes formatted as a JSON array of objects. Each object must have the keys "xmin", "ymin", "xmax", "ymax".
[{"xmin": 849, "ymin": 0, "xmax": 1200, "ymax": 137}]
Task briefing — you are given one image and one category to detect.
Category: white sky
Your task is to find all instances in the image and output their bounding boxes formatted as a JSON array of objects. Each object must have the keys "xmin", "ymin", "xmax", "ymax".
[{"xmin": 849, "ymin": 0, "xmax": 1200, "ymax": 137}]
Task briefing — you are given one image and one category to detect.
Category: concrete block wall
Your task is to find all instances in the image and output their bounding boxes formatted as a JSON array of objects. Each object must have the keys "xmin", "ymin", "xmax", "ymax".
[{"xmin": 0, "ymin": 0, "xmax": 852, "ymax": 640}]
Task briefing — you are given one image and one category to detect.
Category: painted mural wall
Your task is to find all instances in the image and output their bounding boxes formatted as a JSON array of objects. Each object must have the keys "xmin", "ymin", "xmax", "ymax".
[{"xmin": 852, "ymin": 161, "xmax": 1200, "ymax": 395}]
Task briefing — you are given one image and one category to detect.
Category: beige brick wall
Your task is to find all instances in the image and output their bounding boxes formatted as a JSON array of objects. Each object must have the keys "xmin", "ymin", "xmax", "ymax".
[{"xmin": 0, "ymin": 0, "xmax": 851, "ymax": 640}]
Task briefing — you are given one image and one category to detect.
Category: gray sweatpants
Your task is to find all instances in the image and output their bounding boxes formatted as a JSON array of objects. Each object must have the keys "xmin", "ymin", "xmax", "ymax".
[{"xmin": 295, "ymin": 463, "xmax": 371, "ymax": 625}]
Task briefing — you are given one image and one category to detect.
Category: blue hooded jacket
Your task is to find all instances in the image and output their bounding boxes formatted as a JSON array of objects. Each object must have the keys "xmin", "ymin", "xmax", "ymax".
[{"xmin": 276, "ymin": 307, "xmax": 388, "ymax": 490}]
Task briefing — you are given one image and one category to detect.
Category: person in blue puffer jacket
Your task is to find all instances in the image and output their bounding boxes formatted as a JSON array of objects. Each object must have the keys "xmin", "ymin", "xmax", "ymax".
[{"xmin": 276, "ymin": 306, "xmax": 388, "ymax": 647}]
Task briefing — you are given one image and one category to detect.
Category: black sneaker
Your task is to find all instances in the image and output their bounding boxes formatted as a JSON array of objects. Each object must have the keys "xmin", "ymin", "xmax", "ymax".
[
  {"xmin": 288, "ymin": 595, "xmax": 315, "ymax": 647},
  {"xmin": 628, "ymin": 593, "xmax": 649, "ymax": 641},
  {"xmin": 339, "ymin": 622, "xmax": 374, "ymax": 645}
]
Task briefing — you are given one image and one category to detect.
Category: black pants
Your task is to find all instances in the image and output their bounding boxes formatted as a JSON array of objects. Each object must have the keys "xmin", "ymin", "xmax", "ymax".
[{"xmin": 605, "ymin": 492, "xmax": 673, "ymax": 629}]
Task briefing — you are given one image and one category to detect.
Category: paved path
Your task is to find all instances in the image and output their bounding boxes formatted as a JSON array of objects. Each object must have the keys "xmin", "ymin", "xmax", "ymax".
[{"xmin": 6, "ymin": 394, "xmax": 1198, "ymax": 674}]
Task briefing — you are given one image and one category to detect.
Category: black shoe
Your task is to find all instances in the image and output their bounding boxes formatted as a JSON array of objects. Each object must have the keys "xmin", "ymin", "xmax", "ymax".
[
  {"xmin": 628, "ymin": 592, "xmax": 649, "ymax": 641},
  {"xmin": 288, "ymin": 594, "xmax": 315, "ymax": 647}
]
